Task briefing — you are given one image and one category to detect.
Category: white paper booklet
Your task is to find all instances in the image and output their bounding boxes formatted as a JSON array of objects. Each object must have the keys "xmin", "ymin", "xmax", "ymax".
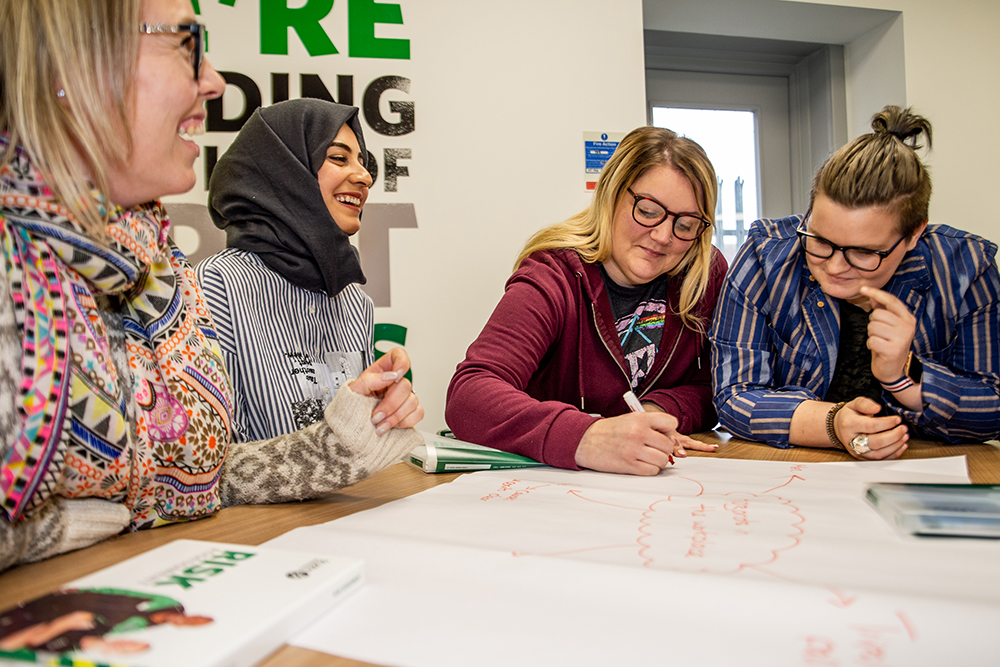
[{"xmin": 0, "ymin": 539, "xmax": 364, "ymax": 667}]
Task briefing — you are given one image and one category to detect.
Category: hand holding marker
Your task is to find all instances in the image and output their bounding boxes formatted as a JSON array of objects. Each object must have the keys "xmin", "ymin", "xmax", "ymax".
[{"xmin": 623, "ymin": 390, "xmax": 674, "ymax": 466}]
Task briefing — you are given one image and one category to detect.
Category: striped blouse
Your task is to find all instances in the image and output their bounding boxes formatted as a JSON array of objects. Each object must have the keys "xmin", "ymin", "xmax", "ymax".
[
  {"xmin": 710, "ymin": 216, "xmax": 1000, "ymax": 447},
  {"xmin": 197, "ymin": 248, "xmax": 374, "ymax": 442}
]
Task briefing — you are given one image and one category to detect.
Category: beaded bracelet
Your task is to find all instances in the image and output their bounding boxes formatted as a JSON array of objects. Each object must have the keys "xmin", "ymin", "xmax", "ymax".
[{"xmin": 826, "ymin": 401, "xmax": 847, "ymax": 449}]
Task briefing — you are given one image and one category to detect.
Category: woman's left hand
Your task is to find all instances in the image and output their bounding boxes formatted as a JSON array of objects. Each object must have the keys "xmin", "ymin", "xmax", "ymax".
[
  {"xmin": 348, "ymin": 348, "xmax": 424, "ymax": 434},
  {"xmin": 862, "ymin": 286, "xmax": 916, "ymax": 384},
  {"xmin": 640, "ymin": 402, "xmax": 719, "ymax": 458}
]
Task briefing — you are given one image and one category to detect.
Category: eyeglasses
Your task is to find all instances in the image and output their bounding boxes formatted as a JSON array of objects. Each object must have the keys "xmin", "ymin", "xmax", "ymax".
[
  {"xmin": 139, "ymin": 23, "xmax": 206, "ymax": 81},
  {"xmin": 626, "ymin": 188, "xmax": 711, "ymax": 241},
  {"xmin": 796, "ymin": 216, "xmax": 906, "ymax": 272}
]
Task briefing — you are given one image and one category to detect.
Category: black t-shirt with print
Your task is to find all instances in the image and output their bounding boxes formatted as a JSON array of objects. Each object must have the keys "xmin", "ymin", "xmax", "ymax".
[{"xmin": 599, "ymin": 265, "xmax": 670, "ymax": 389}]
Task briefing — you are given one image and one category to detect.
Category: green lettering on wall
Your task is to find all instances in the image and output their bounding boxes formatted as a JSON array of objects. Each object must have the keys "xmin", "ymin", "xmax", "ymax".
[
  {"xmin": 260, "ymin": 0, "xmax": 338, "ymax": 56},
  {"xmin": 348, "ymin": 0, "xmax": 409, "ymax": 59}
]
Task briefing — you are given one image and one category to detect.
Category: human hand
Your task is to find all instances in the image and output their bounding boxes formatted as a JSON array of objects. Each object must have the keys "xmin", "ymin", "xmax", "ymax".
[
  {"xmin": 55, "ymin": 611, "xmax": 97, "ymax": 633},
  {"xmin": 0, "ymin": 611, "xmax": 97, "ymax": 651},
  {"xmin": 348, "ymin": 347, "xmax": 423, "ymax": 434},
  {"xmin": 638, "ymin": 403, "xmax": 718, "ymax": 459},
  {"xmin": 672, "ymin": 433, "xmax": 720, "ymax": 458},
  {"xmin": 79, "ymin": 636, "xmax": 151, "ymax": 655},
  {"xmin": 862, "ymin": 286, "xmax": 916, "ymax": 384},
  {"xmin": 834, "ymin": 397, "xmax": 909, "ymax": 460},
  {"xmin": 575, "ymin": 412, "xmax": 683, "ymax": 475}
]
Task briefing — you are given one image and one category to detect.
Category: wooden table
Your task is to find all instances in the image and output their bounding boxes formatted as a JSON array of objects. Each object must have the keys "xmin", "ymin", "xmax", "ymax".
[{"xmin": 2, "ymin": 432, "xmax": 998, "ymax": 666}]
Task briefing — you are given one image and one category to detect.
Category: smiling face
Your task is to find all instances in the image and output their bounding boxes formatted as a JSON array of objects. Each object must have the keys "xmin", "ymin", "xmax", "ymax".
[
  {"xmin": 104, "ymin": 0, "xmax": 225, "ymax": 208},
  {"xmin": 602, "ymin": 164, "xmax": 700, "ymax": 287},
  {"xmin": 317, "ymin": 124, "xmax": 372, "ymax": 236},
  {"xmin": 804, "ymin": 194, "xmax": 924, "ymax": 306}
]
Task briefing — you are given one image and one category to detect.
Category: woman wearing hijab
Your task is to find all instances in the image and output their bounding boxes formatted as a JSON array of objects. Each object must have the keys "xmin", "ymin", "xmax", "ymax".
[{"xmin": 197, "ymin": 98, "xmax": 422, "ymax": 442}]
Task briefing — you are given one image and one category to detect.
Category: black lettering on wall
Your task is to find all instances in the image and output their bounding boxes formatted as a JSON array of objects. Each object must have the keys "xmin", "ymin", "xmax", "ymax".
[
  {"xmin": 363, "ymin": 76, "xmax": 414, "ymax": 136},
  {"xmin": 382, "ymin": 148, "xmax": 411, "ymax": 192},
  {"xmin": 272, "ymin": 73, "xmax": 289, "ymax": 104},
  {"xmin": 207, "ymin": 71, "xmax": 262, "ymax": 133}
]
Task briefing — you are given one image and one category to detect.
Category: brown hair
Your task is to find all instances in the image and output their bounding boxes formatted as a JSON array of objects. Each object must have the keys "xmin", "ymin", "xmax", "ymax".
[
  {"xmin": 810, "ymin": 105, "xmax": 932, "ymax": 237},
  {"xmin": 0, "ymin": 0, "xmax": 141, "ymax": 236},
  {"xmin": 515, "ymin": 126, "xmax": 718, "ymax": 332}
]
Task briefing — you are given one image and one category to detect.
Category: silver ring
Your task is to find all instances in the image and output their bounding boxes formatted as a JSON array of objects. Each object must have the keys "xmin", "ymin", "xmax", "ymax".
[{"xmin": 850, "ymin": 434, "xmax": 871, "ymax": 455}]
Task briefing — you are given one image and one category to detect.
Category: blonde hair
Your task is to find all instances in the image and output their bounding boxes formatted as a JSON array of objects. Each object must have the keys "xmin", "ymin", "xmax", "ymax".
[
  {"xmin": 515, "ymin": 126, "xmax": 718, "ymax": 332},
  {"xmin": 0, "ymin": 0, "xmax": 141, "ymax": 236},
  {"xmin": 811, "ymin": 105, "xmax": 932, "ymax": 237}
]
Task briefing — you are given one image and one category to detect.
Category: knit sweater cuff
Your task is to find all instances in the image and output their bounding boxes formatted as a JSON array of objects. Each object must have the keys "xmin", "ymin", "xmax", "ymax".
[
  {"xmin": 324, "ymin": 383, "xmax": 423, "ymax": 472},
  {"xmin": 0, "ymin": 498, "xmax": 130, "ymax": 573}
]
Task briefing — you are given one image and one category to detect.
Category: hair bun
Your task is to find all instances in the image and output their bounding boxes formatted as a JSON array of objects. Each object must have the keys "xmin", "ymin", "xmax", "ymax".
[{"xmin": 871, "ymin": 105, "xmax": 932, "ymax": 149}]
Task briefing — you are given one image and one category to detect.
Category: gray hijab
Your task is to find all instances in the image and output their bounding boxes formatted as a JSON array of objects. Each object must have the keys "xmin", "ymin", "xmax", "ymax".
[{"xmin": 209, "ymin": 98, "xmax": 367, "ymax": 296}]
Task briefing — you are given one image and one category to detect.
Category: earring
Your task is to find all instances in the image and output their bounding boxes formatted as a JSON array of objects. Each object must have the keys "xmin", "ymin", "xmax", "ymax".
[{"xmin": 57, "ymin": 89, "xmax": 65, "ymax": 98}]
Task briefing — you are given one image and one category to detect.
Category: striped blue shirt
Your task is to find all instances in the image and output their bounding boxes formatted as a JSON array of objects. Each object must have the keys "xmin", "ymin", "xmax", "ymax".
[
  {"xmin": 196, "ymin": 248, "xmax": 374, "ymax": 442},
  {"xmin": 710, "ymin": 216, "xmax": 1000, "ymax": 447}
]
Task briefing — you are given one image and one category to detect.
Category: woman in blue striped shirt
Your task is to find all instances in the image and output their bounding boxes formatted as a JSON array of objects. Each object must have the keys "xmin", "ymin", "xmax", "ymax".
[
  {"xmin": 198, "ymin": 99, "xmax": 423, "ymax": 442},
  {"xmin": 710, "ymin": 106, "xmax": 1000, "ymax": 458}
]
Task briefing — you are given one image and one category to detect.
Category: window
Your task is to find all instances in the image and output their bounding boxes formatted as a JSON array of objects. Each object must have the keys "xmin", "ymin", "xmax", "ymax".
[{"xmin": 652, "ymin": 107, "xmax": 758, "ymax": 259}]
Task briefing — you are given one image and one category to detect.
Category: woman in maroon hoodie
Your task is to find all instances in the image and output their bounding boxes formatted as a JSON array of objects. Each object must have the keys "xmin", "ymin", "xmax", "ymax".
[{"xmin": 446, "ymin": 127, "xmax": 728, "ymax": 475}]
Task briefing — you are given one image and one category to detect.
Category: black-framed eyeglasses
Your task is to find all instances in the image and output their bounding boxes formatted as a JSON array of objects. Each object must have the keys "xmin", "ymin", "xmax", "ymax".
[
  {"xmin": 626, "ymin": 188, "xmax": 711, "ymax": 241},
  {"xmin": 139, "ymin": 23, "xmax": 206, "ymax": 81},
  {"xmin": 796, "ymin": 215, "xmax": 906, "ymax": 272}
]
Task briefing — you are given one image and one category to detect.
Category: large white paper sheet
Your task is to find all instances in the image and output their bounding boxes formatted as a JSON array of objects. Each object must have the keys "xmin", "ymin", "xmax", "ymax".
[{"xmin": 269, "ymin": 456, "xmax": 1000, "ymax": 667}]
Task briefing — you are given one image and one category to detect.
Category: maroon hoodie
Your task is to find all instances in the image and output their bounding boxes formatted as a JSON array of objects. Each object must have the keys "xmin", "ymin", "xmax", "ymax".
[{"xmin": 446, "ymin": 247, "xmax": 728, "ymax": 469}]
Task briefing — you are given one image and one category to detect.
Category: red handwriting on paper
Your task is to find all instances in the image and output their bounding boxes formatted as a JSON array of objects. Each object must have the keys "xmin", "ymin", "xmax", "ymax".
[
  {"xmin": 725, "ymin": 497, "xmax": 753, "ymax": 530},
  {"xmin": 850, "ymin": 623, "xmax": 906, "ymax": 666},
  {"xmin": 480, "ymin": 480, "xmax": 561, "ymax": 502},
  {"xmin": 802, "ymin": 635, "xmax": 838, "ymax": 666},
  {"xmin": 567, "ymin": 490, "xmax": 646, "ymax": 511},
  {"xmin": 828, "ymin": 588, "xmax": 857, "ymax": 608},
  {"xmin": 895, "ymin": 611, "xmax": 918, "ymax": 641},
  {"xmin": 685, "ymin": 504, "xmax": 716, "ymax": 558},
  {"xmin": 799, "ymin": 616, "xmax": 917, "ymax": 667},
  {"xmin": 763, "ymin": 475, "xmax": 806, "ymax": 495},
  {"xmin": 503, "ymin": 476, "xmax": 806, "ymax": 572},
  {"xmin": 636, "ymin": 491, "xmax": 804, "ymax": 573}
]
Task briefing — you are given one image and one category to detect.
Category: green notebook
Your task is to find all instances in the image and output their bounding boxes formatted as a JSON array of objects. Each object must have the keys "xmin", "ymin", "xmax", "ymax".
[{"xmin": 409, "ymin": 431, "xmax": 546, "ymax": 473}]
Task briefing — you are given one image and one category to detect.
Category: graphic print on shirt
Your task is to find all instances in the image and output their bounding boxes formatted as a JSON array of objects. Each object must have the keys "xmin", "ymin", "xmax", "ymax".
[
  {"xmin": 285, "ymin": 350, "xmax": 365, "ymax": 430},
  {"xmin": 615, "ymin": 299, "xmax": 666, "ymax": 388},
  {"xmin": 286, "ymin": 352, "xmax": 326, "ymax": 429}
]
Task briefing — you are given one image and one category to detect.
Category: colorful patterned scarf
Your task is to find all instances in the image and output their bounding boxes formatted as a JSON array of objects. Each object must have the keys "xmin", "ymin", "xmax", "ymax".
[{"xmin": 0, "ymin": 138, "xmax": 233, "ymax": 529}]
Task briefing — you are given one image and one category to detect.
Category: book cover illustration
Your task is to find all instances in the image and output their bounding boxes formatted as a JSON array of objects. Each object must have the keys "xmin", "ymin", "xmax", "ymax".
[
  {"xmin": 409, "ymin": 431, "xmax": 547, "ymax": 473},
  {"xmin": 0, "ymin": 539, "xmax": 364, "ymax": 667}
]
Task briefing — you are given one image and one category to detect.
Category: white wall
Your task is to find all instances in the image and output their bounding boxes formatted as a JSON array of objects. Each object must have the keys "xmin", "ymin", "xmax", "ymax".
[
  {"xmin": 803, "ymin": 0, "xmax": 1000, "ymax": 243},
  {"xmin": 167, "ymin": 0, "xmax": 647, "ymax": 434}
]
